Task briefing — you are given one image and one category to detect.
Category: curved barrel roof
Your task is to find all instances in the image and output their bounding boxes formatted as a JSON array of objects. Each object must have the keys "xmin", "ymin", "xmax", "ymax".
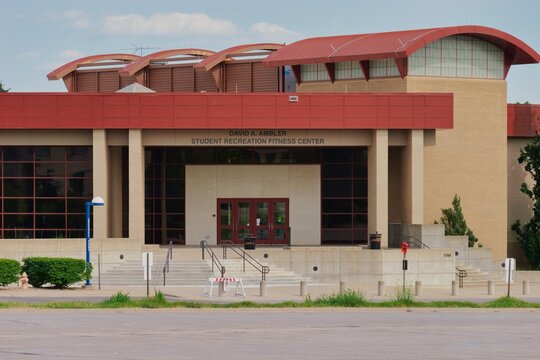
[
  {"xmin": 264, "ymin": 25, "xmax": 540, "ymax": 66},
  {"xmin": 194, "ymin": 43, "xmax": 283, "ymax": 71},
  {"xmin": 47, "ymin": 54, "xmax": 140, "ymax": 80},
  {"xmin": 119, "ymin": 49, "xmax": 215, "ymax": 77}
]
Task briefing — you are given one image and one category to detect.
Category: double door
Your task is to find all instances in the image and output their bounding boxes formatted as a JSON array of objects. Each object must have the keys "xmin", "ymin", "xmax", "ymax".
[{"xmin": 217, "ymin": 198, "xmax": 289, "ymax": 245}]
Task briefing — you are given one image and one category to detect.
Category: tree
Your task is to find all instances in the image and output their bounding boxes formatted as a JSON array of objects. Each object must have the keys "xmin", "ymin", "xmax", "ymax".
[
  {"xmin": 0, "ymin": 80, "xmax": 9, "ymax": 92},
  {"xmin": 511, "ymin": 135, "xmax": 540, "ymax": 269},
  {"xmin": 436, "ymin": 194, "xmax": 479, "ymax": 247}
]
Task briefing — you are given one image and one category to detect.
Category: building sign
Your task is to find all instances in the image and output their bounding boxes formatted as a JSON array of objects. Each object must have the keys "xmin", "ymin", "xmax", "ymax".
[
  {"xmin": 191, "ymin": 130, "xmax": 325, "ymax": 146},
  {"xmin": 143, "ymin": 129, "xmax": 373, "ymax": 146}
]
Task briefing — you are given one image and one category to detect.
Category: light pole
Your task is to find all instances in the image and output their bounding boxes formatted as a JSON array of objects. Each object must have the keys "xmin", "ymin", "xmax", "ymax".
[{"xmin": 85, "ymin": 196, "xmax": 104, "ymax": 286}]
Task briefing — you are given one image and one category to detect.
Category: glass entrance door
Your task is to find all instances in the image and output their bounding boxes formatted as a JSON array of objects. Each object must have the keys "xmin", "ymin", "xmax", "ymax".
[{"xmin": 217, "ymin": 198, "xmax": 289, "ymax": 245}]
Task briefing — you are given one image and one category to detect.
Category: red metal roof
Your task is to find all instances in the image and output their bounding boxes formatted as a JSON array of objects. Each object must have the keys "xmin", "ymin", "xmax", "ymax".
[
  {"xmin": 264, "ymin": 25, "xmax": 540, "ymax": 66},
  {"xmin": 119, "ymin": 49, "xmax": 215, "ymax": 77},
  {"xmin": 47, "ymin": 54, "xmax": 141, "ymax": 80},
  {"xmin": 508, "ymin": 104, "xmax": 540, "ymax": 137},
  {"xmin": 194, "ymin": 43, "xmax": 283, "ymax": 71},
  {"xmin": 0, "ymin": 92, "xmax": 452, "ymax": 130}
]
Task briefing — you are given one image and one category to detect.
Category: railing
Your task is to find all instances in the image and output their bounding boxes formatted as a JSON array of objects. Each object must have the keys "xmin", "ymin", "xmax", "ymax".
[
  {"xmin": 402, "ymin": 236, "xmax": 431, "ymax": 249},
  {"xmin": 162, "ymin": 241, "xmax": 173, "ymax": 286},
  {"xmin": 200, "ymin": 240, "xmax": 226, "ymax": 277},
  {"xmin": 455, "ymin": 266, "xmax": 468, "ymax": 288},
  {"xmin": 220, "ymin": 240, "xmax": 270, "ymax": 281}
]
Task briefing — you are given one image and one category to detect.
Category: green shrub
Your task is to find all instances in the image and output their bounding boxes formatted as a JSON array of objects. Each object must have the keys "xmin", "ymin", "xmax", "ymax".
[
  {"xmin": 102, "ymin": 292, "xmax": 132, "ymax": 306},
  {"xmin": 393, "ymin": 286, "xmax": 416, "ymax": 306},
  {"xmin": 0, "ymin": 259, "xmax": 21, "ymax": 286},
  {"xmin": 305, "ymin": 290, "xmax": 368, "ymax": 307},
  {"xmin": 21, "ymin": 257, "xmax": 91, "ymax": 288}
]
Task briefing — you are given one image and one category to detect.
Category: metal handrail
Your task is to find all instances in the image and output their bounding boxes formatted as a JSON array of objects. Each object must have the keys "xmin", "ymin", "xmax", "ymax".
[
  {"xmin": 162, "ymin": 241, "xmax": 173, "ymax": 286},
  {"xmin": 455, "ymin": 266, "xmax": 468, "ymax": 288},
  {"xmin": 200, "ymin": 240, "xmax": 226, "ymax": 277},
  {"xmin": 220, "ymin": 240, "xmax": 270, "ymax": 281},
  {"xmin": 402, "ymin": 236, "xmax": 431, "ymax": 249}
]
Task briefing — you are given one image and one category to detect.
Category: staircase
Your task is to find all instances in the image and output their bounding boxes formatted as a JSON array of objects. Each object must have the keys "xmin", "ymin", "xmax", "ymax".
[
  {"xmin": 455, "ymin": 264, "xmax": 506, "ymax": 286},
  {"xmin": 99, "ymin": 258, "xmax": 214, "ymax": 286},
  {"xmin": 99, "ymin": 248, "xmax": 310, "ymax": 286},
  {"xmin": 214, "ymin": 258, "xmax": 310, "ymax": 286}
]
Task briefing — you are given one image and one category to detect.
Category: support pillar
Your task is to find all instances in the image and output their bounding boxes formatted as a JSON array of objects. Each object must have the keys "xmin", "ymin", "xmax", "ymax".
[
  {"xmin": 402, "ymin": 130, "xmax": 424, "ymax": 224},
  {"xmin": 92, "ymin": 130, "xmax": 108, "ymax": 241},
  {"xmin": 368, "ymin": 130, "xmax": 389, "ymax": 247},
  {"xmin": 129, "ymin": 130, "xmax": 145, "ymax": 245}
]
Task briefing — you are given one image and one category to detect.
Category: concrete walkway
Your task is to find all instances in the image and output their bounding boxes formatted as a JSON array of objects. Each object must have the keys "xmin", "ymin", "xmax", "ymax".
[{"xmin": 1, "ymin": 281, "xmax": 540, "ymax": 304}]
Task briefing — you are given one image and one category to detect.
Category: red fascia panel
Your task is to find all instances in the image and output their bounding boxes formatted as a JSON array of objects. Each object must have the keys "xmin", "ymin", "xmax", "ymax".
[
  {"xmin": 0, "ymin": 93, "xmax": 453, "ymax": 130},
  {"xmin": 507, "ymin": 104, "xmax": 540, "ymax": 137}
]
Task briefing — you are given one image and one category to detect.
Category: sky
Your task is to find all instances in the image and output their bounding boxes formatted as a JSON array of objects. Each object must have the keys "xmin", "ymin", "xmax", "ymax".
[{"xmin": 1, "ymin": 0, "xmax": 539, "ymax": 103}]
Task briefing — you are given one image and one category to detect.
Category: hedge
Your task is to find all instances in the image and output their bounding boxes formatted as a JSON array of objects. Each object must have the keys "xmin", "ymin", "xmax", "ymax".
[
  {"xmin": 21, "ymin": 257, "xmax": 91, "ymax": 288},
  {"xmin": 0, "ymin": 259, "xmax": 21, "ymax": 286}
]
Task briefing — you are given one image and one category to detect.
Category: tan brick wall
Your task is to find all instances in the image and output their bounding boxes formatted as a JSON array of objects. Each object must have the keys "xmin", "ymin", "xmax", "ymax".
[{"xmin": 407, "ymin": 77, "xmax": 508, "ymax": 260}]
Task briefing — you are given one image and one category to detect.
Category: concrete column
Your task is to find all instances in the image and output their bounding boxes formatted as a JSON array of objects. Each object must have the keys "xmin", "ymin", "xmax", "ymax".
[
  {"xmin": 300, "ymin": 281, "xmax": 307, "ymax": 296},
  {"xmin": 92, "ymin": 130, "xmax": 108, "ymax": 240},
  {"xmin": 218, "ymin": 282, "xmax": 224, "ymax": 297},
  {"xmin": 402, "ymin": 130, "xmax": 424, "ymax": 224},
  {"xmin": 523, "ymin": 280, "xmax": 530, "ymax": 295},
  {"xmin": 378, "ymin": 280, "xmax": 385, "ymax": 296},
  {"xmin": 368, "ymin": 130, "xmax": 389, "ymax": 247},
  {"xmin": 488, "ymin": 280, "xmax": 495, "ymax": 295},
  {"xmin": 415, "ymin": 280, "xmax": 422, "ymax": 296},
  {"xmin": 260, "ymin": 281, "xmax": 267, "ymax": 297},
  {"xmin": 451, "ymin": 280, "xmax": 458, "ymax": 296},
  {"xmin": 129, "ymin": 130, "xmax": 145, "ymax": 246},
  {"xmin": 339, "ymin": 281, "xmax": 346, "ymax": 294}
]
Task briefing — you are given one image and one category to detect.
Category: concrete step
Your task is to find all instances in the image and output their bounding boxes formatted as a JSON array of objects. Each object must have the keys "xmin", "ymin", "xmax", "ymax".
[
  {"xmin": 455, "ymin": 264, "xmax": 506, "ymax": 286},
  {"xmin": 99, "ymin": 260, "xmax": 213, "ymax": 286},
  {"xmin": 99, "ymin": 256, "xmax": 310, "ymax": 286}
]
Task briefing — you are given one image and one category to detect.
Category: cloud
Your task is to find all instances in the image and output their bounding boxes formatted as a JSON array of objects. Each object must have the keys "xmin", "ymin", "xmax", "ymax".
[
  {"xmin": 17, "ymin": 51, "xmax": 41, "ymax": 60},
  {"xmin": 103, "ymin": 12, "xmax": 238, "ymax": 36},
  {"xmin": 250, "ymin": 22, "xmax": 302, "ymax": 43},
  {"xmin": 59, "ymin": 49, "xmax": 86, "ymax": 60},
  {"xmin": 62, "ymin": 9, "xmax": 90, "ymax": 29},
  {"xmin": 37, "ymin": 49, "xmax": 87, "ymax": 72}
]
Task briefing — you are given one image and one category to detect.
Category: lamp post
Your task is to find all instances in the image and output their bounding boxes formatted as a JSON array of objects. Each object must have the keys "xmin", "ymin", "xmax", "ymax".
[{"xmin": 85, "ymin": 196, "xmax": 104, "ymax": 286}]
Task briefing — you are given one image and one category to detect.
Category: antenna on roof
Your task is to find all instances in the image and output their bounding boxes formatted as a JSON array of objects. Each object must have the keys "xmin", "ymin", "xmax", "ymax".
[{"xmin": 121, "ymin": 44, "xmax": 161, "ymax": 56}]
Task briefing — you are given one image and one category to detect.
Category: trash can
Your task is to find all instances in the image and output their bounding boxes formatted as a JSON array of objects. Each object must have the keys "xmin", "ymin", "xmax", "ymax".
[
  {"xmin": 369, "ymin": 232, "xmax": 381, "ymax": 249},
  {"xmin": 244, "ymin": 235, "xmax": 256, "ymax": 250}
]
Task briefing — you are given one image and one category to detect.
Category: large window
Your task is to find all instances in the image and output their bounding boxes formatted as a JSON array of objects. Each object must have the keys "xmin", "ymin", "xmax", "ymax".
[
  {"xmin": 409, "ymin": 35, "xmax": 504, "ymax": 79},
  {"xmin": 369, "ymin": 59, "xmax": 400, "ymax": 78},
  {"xmin": 321, "ymin": 148, "xmax": 367, "ymax": 245},
  {"xmin": 0, "ymin": 147, "xmax": 92, "ymax": 239},
  {"xmin": 335, "ymin": 61, "xmax": 365, "ymax": 80},
  {"xmin": 145, "ymin": 148, "xmax": 186, "ymax": 245},
  {"xmin": 300, "ymin": 63, "xmax": 330, "ymax": 81}
]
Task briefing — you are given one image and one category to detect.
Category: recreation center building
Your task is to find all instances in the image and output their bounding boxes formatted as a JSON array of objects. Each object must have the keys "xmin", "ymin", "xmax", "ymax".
[{"xmin": 0, "ymin": 25, "xmax": 539, "ymax": 279}]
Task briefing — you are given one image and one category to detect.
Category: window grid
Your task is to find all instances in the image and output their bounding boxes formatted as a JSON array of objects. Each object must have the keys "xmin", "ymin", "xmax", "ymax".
[
  {"xmin": 145, "ymin": 148, "xmax": 186, "ymax": 245},
  {"xmin": 300, "ymin": 63, "xmax": 330, "ymax": 81},
  {"xmin": 1, "ymin": 147, "xmax": 92, "ymax": 239},
  {"xmin": 409, "ymin": 35, "xmax": 504, "ymax": 79},
  {"xmin": 335, "ymin": 61, "xmax": 365, "ymax": 80},
  {"xmin": 369, "ymin": 58, "xmax": 400, "ymax": 78}
]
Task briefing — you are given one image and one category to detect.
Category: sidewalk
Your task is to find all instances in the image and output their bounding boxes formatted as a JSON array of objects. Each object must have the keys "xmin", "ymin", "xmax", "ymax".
[{"xmin": 1, "ymin": 281, "xmax": 540, "ymax": 304}]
